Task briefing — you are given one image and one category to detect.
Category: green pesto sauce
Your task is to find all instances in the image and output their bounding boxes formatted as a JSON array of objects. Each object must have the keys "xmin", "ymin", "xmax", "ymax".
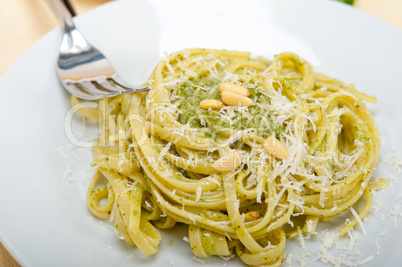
[{"xmin": 175, "ymin": 79, "xmax": 283, "ymax": 140}]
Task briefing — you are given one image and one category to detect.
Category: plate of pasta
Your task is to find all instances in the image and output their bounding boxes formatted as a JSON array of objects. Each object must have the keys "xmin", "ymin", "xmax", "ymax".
[{"xmin": 1, "ymin": 0, "xmax": 402, "ymax": 266}]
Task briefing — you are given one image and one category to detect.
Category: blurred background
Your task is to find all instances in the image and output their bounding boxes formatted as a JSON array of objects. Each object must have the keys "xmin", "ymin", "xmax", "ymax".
[
  {"xmin": 0, "ymin": 0, "xmax": 401, "ymax": 266},
  {"xmin": 1, "ymin": 0, "xmax": 402, "ymax": 77}
]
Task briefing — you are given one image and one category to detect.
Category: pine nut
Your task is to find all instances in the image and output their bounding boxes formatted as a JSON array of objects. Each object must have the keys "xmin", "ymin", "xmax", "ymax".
[
  {"xmin": 264, "ymin": 136, "xmax": 290, "ymax": 159},
  {"xmin": 200, "ymin": 99, "xmax": 223, "ymax": 110},
  {"xmin": 211, "ymin": 151, "xmax": 242, "ymax": 172},
  {"xmin": 221, "ymin": 91, "xmax": 253, "ymax": 107},
  {"xmin": 244, "ymin": 211, "xmax": 260, "ymax": 222},
  {"xmin": 220, "ymin": 83, "xmax": 250, "ymax": 96}
]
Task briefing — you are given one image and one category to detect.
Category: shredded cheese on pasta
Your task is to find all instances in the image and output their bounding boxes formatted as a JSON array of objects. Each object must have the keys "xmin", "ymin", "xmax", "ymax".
[{"xmin": 77, "ymin": 48, "xmax": 384, "ymax": 266}]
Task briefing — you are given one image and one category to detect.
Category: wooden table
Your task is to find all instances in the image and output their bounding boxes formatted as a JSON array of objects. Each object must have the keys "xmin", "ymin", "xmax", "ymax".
[{"xmin": 0, "ymin": 0, "xmax": 401, "ymax": 266}]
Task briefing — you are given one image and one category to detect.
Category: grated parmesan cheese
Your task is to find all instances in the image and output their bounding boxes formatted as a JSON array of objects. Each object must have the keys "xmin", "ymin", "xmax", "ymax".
[
  {"xmin": 195, "ymin": 186, "xmax": 202, "ymax": 202},
  {"xmin": 55, "ymin": 147, "xmax": 68, "ymax": 159},
  {"xmin": 387, "ymin": 204, "xmax": 402, "ymax": 228},
  {"xmin": 350, "ymin": 207, "xmax": 367, "ymax": 235},
  {"xmin": 192, "ymin": 256, "xmax": 205, "ymax": 264},
  {"xmin": 297, "ymin": 227, "xmax": 305, "ymax": 249},
  {"xmin": 286, "ymin": 252, "xmax": 293, "ymax": 264},
  {"xmin": 69, "ymin": 144, "xmax": 82, "ymax": 162},
  {"xmin": 219, "ymin": 254, "xmax": 235, "ymax": 261},
  {"xmin": 63, "ymin": 164, "xmax": 77, "ymax": 183}
]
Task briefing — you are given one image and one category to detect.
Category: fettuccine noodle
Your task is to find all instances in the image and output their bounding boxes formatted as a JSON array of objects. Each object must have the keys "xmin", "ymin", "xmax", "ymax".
[{"xmin": 78, "ymin": 49, "xmax": 385, "ymax": 266}]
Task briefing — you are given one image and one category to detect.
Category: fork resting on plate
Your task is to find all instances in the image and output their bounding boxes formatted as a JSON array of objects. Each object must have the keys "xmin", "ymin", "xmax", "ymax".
[{"xmin": 46, "ymin": 0, "xmax": 150, "ymax": 100}]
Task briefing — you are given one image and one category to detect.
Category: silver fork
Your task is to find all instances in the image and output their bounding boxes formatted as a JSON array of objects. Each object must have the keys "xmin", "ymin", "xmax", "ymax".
[{"xmin": 46, "ymin": 0, "xmax": 150, "ymax": 100}]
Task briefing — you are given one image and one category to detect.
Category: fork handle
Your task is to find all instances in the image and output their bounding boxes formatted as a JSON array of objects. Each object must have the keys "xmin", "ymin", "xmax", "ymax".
[
  {"xmin": 45, "ymin": 0, "xmax": 75, "ymax": 30},
  {"xmin": 45, "ymin": 0, "xmax": 88, "ymax": 50},
  {"xmin": 62, "ymin": 0, "xmax": 76, "ymax": 16}
]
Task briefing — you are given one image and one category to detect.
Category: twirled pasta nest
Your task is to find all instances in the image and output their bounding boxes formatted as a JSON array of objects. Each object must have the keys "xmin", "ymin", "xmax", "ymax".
[{"xmin": 76, "ymin": 49, "xmax": 384, "ymax": 266}]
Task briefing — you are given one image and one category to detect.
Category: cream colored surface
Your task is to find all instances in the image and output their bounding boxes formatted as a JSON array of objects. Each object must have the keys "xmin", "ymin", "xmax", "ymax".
[
  {"xmin": 0, "ymin": 0, "xmax": 110, "ymax": 77},
  {"xmin": 355, "ymin": 0, "xmax": 402, "ymax": 28},
  {"xmin": 0, "ymin": 0, "xmax": 401, "ymax": 266}
]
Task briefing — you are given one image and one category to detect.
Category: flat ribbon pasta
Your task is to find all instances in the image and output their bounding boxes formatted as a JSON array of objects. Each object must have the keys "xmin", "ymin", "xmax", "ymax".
[{"xmin": 83, "ymin": 49, "xmax": 383, "ymax": 266}]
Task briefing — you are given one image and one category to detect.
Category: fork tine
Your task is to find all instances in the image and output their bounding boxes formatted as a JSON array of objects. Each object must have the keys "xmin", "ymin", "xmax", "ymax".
[
  {"xmin": 98, "ymin": 79, "xmax": 150, "ymax": 94},
  {"xmin": 97, "ymin": 80, "xmax": 126, "ymax": 93},
  {"xmin": 109, "ymin": 76, "xmax": 133, "ymax": 89},
  {"xmin": 65, "ymin": 79, "xmax": 149, "ymax": 100},
  {"xmin": 121, "ymin": 86, "xmax": 151, "ymax": 94},
  {"xmin": 49, "ymin": 0, "xmax": 152, "ymax": 100},
  {"xmin": 109, "ymin": 77, "xmax": 151, "ymax": 92},
  {"xmin": 65, "ymin": 82, "xmax": 104, "ymax": 100},
  {"xmin": 79, "ymin": 81, "xmax": 112, "ymax": 95},
  {"xmin": 77, "ymin": 82, "xmax": 119, "ymax": 99}
]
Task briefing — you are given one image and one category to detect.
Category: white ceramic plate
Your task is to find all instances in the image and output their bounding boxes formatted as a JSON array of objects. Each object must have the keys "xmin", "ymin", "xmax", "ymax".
[{"xmin": 1, "ymin": 0, "xmax": 402, "ymax": 266}]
